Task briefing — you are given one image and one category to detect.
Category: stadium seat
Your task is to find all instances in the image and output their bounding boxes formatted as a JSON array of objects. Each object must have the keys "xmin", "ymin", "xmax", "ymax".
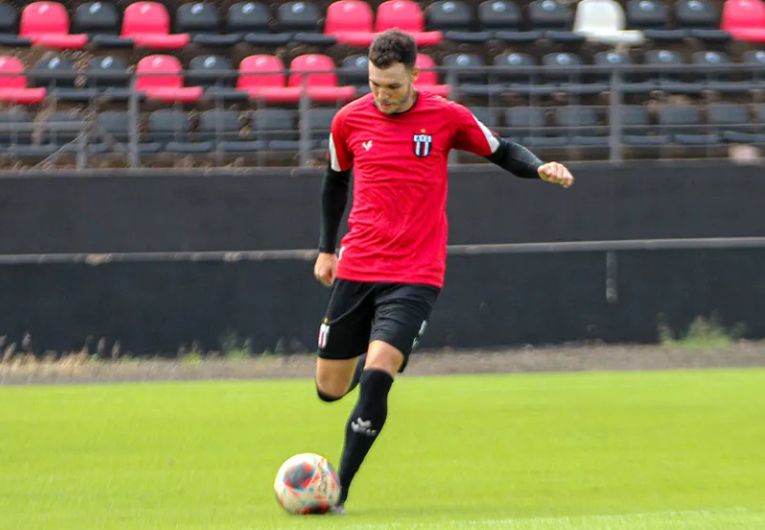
[
  {"xmin": 643, "ymin": 49, "xmax": 699, "ymax": 93},
  {"xmin": 742, "ymin": 49, "xmax": 765, "ymax": 85},
  {"xmin": 135, "ymin": 55, "xmax": 203, "ymax": 103},
  {"xmin": 375, "ymin": 0, "xmax": 444, "ymax": 46},
  {"xmin": 721, "ymin": 0, "xmax": 765, "ymax": 43},
  {"xmin": 41, "ymin": 111, "xmax": 85, "ymax": 146},
  {"xmin": 427, "ymin": 1, "xmax": 492, "ymax": 43},
  {"xmin": 339, "ymin": 54, "xmax": 370, "ymax": 91},
  {"xmin": 20, "ymin": 2, "xmax": 88, "ymax": 49},
  {"xmin": 0, "ymin": 56, "xmax": 46, "ymax": 104},
  {"xmin": 289, "ymin": 54, "xmax": 356, "ymax": 102},
  {"xmin": 238, "ymin": 55, "xmax": 301, "ymax": 102},
  {"xmin": 146, "ymin": 110, "xmax": 212, "ymax": 154},
  {"xmin": 177, "ymin": 3, "xmax": 241, "ymax": 46},
  {"xmin": 305, "ymin": 108, "xmax": 336, "ymax": 147},
  {"xmin": 676, "ymin": 0, "xmax": 731, "ymax": 40},
  {"xmin": 0, "ymin": 4, "xmax": 31, "ymax": 46},
  {"xmin": 479, "ymin": 0, "xmax": 541, "ymax": 43},
  {"xmin": 470, "ymin": 107, "xmax": 501, "ymax": 130},
  {"xmin": 542, "ymin": 52, "xmax": 603, "ymax": 95},
  {"xmin": 91, "ymin": 111, "xmax": 144, "ymax": 154},
  {"xmin": 324, "ymin": 0, "xmax": 376, "ymax": 46},
  {"xmin": 277, "ymin": 1, "xmax": 336, "ymax": 44},
  {"xmin": 618, "ymin": 105, "xmax": 669, "ymax": 145},
  {"xmin": 199, "ymin": 110, "xmax": 264, "ymax": 152},
  {"xmin": 122, "ymin": 2, "xmax": 191, "ymax": 49},
  {"xmin": 494, "ymin": 52, "xmax": 549, "ymax": 95},
  {"xmin": 74, "ymin": 2, "xmax": 132, "ymax": 47},
  {"xmin": 505, "ymin": 107, "xmax": 565, "ymax": 147},
  {"xmin": 28, "ymin": 55, "xmax": 96, "ymax": 102},
  {"xmin": 528, "ymin": 0, "xmax": 585, "ymax": 42},
  {"xmin": 657, "ymin": 105, "xmax": 719, "ymax": 144},
  {"xmin": 229, "ymin": 2, "xmax": 292, "ymax": 46},
  {"xmin": 252, "ymin": 109, "xmax": 300, "ymax": 150},
  {"xmin": 691, "ymin": 50, "xmax": 746, "ymax": 92},
  {"xmin": 573, "ymin": 0, "xmax": 645, "ymax": 45},
  {"xmin": 0, "ymin": 109, "xmax": 34, "ymax": 146},
  {"xmin": 86, "ymin": 55, "xmax": 131, "ymax": 99},
  {"xmin": 443, "ymin": 53, "xmax": 500, "ymax": 96},
  {"xmin": 555, "ymin": 106, "xmax": 608, "ymax": 146},
  {"xmin": 626, "ymin": 0, "xmax": 689, "ymax": 40},
  {"xmin": 188, "ymin": 55, "xmax": 245, "ymax": 100},
  {"xmin": 415, "ymin": 54, "xmax": 450, "ymax": 97},
  {"xmin": 707, "ymin": 103, "xmax": 765, "ymax": 143}
]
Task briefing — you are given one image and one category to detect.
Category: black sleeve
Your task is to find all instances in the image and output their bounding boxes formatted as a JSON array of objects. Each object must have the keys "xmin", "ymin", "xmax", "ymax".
[
  {"xmin": 318, "ymin": 165, "xmax": 351, "ymax": 253},
  {"xmin": 484, "ymin": 138, "xmax": 543, "ymax": 179}
]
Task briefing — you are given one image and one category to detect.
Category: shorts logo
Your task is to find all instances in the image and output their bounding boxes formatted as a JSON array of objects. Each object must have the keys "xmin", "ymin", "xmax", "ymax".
[
  {"xmin": 318, "ymin": 322, "xmax": 330, "ymax": 349},
  {"xmin": 413, "ymin": 131, "xmax": 432, "ymax": 158},
  {"xmin": 412, "ymin": 320, "xmax": 428, "ymax": 350}
]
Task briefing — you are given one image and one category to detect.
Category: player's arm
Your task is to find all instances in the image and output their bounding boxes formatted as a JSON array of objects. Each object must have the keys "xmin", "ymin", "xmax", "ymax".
[
  {"xmin": 485, "ymin": 138, "xmax": 574, "ymax": 188},
  {"xmin": 315, "ymin": 165, "xmax": 350, "ymax": 287}
]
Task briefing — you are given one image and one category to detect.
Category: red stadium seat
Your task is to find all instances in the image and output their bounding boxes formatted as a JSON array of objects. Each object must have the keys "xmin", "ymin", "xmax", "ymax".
[
  {"xmin": 20, "ymin": 2, "xmax": 88, "ymax": 49},
  {"xmin": 135, "ymin": 55, "xmax": 202, "ymax": 102},
  {"xmin": 325, "ymin": 0, "xmax": 377, "ymax": 46},
  {"xmin": 415, "ymin": 54, "xmax": 450, "ymax": 97},
  {"xmin": 0, "ymin": 56, "xmax": 46, "ymax": 104},
  {"xmin": 237, "ymin": 55, "xmax": 302, "ymax": 102},
  {"xmin": 122, "ymin": 2, "xmax": 190, "ymax": 49},
  {"xmin": 375, "ymin": 0, "xmax": 443, "ymax": 46},
  {"xmin": 288, "ymin": 54, "xmax": 357, "ymax": 102},
  {"xmin": 721, "ymin": 0, "xmax": 765, "ymax": 42}
]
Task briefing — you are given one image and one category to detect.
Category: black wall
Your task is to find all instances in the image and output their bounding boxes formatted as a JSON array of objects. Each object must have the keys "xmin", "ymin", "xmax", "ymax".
[{"xmin": 1, "ymin": 162, "xmax": 763, "ymax": 354}]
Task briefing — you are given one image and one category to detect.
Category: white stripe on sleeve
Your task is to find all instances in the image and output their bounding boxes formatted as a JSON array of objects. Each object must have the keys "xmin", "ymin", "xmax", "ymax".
[
  {"xmin": 471, "ymin": 114, "xmax": 501, "ymax": 154},
  {"xmin": 329, "ymin": 133, "xmax": 341, "ymax": 172}
]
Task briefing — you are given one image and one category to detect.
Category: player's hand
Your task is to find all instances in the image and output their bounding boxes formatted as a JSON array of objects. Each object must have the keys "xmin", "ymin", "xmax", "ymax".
[
  {"xmin": 538, "ymin": 162, "xmax": 574, "ymax": 188},
  {"xmin": 314, "ymin": 252, "xmax": 338, "ymax": 287}
]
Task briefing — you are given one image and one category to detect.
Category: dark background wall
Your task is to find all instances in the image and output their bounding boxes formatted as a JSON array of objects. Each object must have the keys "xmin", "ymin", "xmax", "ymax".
[{"xmin": 0, "ymin": 162, "xmax": 763, "ymax": 355}]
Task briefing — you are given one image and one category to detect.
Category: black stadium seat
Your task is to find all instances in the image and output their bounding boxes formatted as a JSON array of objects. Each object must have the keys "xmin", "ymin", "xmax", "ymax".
[
  {"xmin": 691, "ymin": 50, "xmax": 745, "ymax": 92},
  {"xmin": 86, "ymin": 55, "xmax": 131, "ymax": 99},
  {"xmin": 443, "ymin": 53, "xmax": 497, "ymax": 95},
  {"xmin": 0, "ymin": 3, "xmax": 31, "ymax": 46},
  {"xmin": 618, "ymin": 105, "xmax": 669, "ymax": 146},
  {"xmin": 0, "ymin": 109, "xmax": 33, "ymax": 146},
  {"xmin": 277, "ymin": 1, "xmax": 335, "ymax": 44},
  {"xmin": 198, "ymin": 110, "xmax": 264, "ymax": 152},
  {"xmin": 469, "ymin": 107, "xmax": 500, "ymax": 129},
  {"xmin": 28, "ymin": 55, "xmax": 96, "ymax": 101},
  {"xmin": 494, "ymin": 52, "xmax": 543, "ymax": 94},
  {"xmin": 252, "ymin": 109, "xmax": 299, "ymax": 150},
  {"xmin": 528, "ymin": 0, "xmax": 584, "ymax": 42},
  {"xmin": 177, "ymin": 3, "xmax": 241, "ymax": 46},
  {"xmin": 339, "ymin": 55, "xmax": 370, "ymax": 90},
  {"xmin": 229, "ymin": 2, "xmax": 291, "ymax": 46},
  {"xmin": 657, "ymin": 105, "xmax": 719, "ymax": 145},
  {"xmin": 305, "ymin": 108, "xmax": 336, "ymax": 147},
  {"xmin": 427, "ymin": 0, "xmax": 492, "ymax": 43},
  {"xmin": 479, "ymin": 0, "xmax": 541, "ymax": 43},
  {"xmin": 542, "ymin": 52, "xmax": 603, "ymax": 94},
  {"xmin": 505, "ymin": 107, "xmax": 566, "ymax": 147},
  {"xmin": 707, "ymin": 103, "xmax": 765, "ymax": 143},
  {"xmin": 187, "ymin": 54, "xmax": 236, "ymax": 88},
  {"xmin": 147, "ymin": 110, "xmax": 212, "ymax": 154},
  {"xmin": 41, "ymin": 111, "xmax": 84, "ymax": 146},
  {"xmin": 76, "ymin": 2, "xmax": 132, "ymax": 47},
  {"xmin": 626, "ymin": 0, "xmax": 688, "ymax": 41},
  {"xmin": 674, "ymin": 0, "xmax": 730, "ymax": 41},
  {"xmin": 555, "ymin": 106, "xmax": 608, "ymax": 146},
  {"xmin": 643, "ymin": 49, "xmax": 699, "ymax": 93}
]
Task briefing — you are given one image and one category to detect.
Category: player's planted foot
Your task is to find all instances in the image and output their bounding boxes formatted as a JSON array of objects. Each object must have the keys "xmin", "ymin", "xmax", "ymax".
[{"xmin": 330, "ymin": 503, "xmax": 346, "ymax": 515}]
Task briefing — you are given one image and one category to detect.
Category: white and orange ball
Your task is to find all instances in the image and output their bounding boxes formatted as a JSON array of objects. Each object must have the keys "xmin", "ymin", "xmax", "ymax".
[{"xmin": 274, "ymin": 453, "xmax": 340, "ymax": 514}]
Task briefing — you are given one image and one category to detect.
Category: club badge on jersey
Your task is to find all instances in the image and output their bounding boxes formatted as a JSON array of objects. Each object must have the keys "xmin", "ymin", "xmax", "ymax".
[{"xmin": 413, "ymin": 131, "xmax": 433, "ymax": 158}]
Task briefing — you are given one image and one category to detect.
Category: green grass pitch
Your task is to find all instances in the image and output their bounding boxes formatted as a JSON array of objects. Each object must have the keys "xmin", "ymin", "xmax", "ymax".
[{"xmin": 1, "ymin": 368, "xmax": 764, "ymax": 530}]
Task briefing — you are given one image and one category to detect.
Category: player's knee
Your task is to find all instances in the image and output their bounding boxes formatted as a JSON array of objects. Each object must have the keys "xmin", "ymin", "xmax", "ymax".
[{"xmin": 315, "ymin": 381, "xmax": 345, "ymax": 402}]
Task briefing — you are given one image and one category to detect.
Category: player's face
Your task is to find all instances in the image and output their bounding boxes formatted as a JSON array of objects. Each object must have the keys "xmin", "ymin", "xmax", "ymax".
[{"xmin": 368, "ymin": 62, "xmax": 419, "ymax": 114}]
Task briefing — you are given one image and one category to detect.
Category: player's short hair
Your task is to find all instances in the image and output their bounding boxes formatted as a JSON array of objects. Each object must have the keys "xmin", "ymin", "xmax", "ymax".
[{"xmin": 369, "ymin": 30, "xmax": 417, "ymax": 70}]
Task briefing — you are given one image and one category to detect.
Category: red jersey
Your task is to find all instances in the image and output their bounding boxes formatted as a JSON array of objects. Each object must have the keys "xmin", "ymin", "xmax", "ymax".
[{"xmin": 329, "ymin": 91, "xmax": 500, "ymax": 288}]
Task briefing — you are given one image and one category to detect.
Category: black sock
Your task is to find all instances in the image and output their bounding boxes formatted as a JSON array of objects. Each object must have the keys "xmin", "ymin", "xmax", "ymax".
[{"xmin": 337, "ymin": 369, "xmax": 393, "ymax": 505}]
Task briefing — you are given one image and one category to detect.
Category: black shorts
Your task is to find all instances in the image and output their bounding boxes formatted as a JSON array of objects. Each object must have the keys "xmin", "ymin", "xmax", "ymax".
[{"xmin": 317, "ymin": 279, "xmax": 440, "ymax": 372}]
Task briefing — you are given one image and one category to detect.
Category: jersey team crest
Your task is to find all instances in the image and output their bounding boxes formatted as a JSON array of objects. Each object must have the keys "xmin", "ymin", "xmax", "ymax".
[{"xmin": 413, "ymin": 132, "xmax": 433, "ymax": 157}]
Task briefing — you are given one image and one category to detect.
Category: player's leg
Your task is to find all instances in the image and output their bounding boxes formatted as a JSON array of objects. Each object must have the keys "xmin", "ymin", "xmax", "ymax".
[
  {"xmin": 335, "ymin": 284, "xmax": 439, "ymax": 507},
  {"xmin": 315, "ymin": 280, "xmax": 374, "ymax": 401}
]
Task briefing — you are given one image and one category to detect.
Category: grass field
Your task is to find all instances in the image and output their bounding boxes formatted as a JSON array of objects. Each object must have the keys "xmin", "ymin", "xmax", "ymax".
[{"xmin": 1, "ymin": 368, "xmax": 764, "ymax": 530}]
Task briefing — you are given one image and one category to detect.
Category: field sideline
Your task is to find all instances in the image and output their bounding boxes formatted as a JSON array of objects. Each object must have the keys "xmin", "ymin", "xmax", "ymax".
[{"xmin": 1, "ymin": 369, "xmax": 764, "ymax": 530}]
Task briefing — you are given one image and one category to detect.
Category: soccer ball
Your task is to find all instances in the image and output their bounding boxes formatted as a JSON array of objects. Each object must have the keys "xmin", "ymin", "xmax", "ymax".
[{"xmin": 274, "ymin": 453, "xmax": 340, "ymax": 514}]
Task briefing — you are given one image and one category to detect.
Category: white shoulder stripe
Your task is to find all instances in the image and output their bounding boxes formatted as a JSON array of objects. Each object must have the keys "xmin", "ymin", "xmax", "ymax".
[
  {"xmin": 329, "ymin": 133, "xmax": 341, "ymax": 171},
  {"xmin": 471, "ymin": 113, "xmax": 501, "ymax": 154}
]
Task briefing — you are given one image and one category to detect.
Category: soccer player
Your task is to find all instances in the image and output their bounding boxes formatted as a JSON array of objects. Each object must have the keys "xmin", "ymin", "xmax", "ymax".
[{"xmin": 313, "ymin": 29, "xmax": 574, "ymax": 512}]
